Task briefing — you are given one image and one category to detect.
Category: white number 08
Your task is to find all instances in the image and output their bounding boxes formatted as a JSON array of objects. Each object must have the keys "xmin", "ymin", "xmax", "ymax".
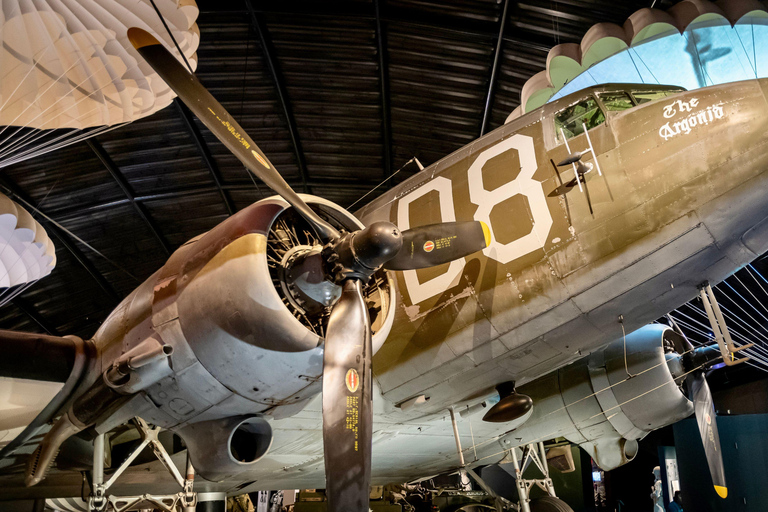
[{"xmin": 397, "ymin": 134, "xmax": 552, "ymax": 304}]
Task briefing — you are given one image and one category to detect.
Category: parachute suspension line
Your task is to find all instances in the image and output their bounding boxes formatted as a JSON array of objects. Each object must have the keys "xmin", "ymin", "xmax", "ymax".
[
  {"xmin": 0, "ymin": 44, "xmax": 59, "ymax": 118},
  {"xmin": 0, "ymin": 281, "xmax": 37, "ymax": 309},
  {"xmin": 671, "ymin": 317, "xmax": 768, "ymax": 375},
  {"xmin": 6, "ymin": 194, "xmax": 139, "ymax": 282},
  {"xmin": 0, "ymin": 54, "xmax": 99, "ymax": 144},
  {"xmin": 0, "ymin": 57, "xmax": 119, "ymax": 157},
  {"xmin": 0, "ymin": 123, "xmax": 128, "ymax": 170},
  {"xmin": 0, "ymin": 58, "xmax": 124, "ymax": 168},
  {"xmin": 746, "ymin": 264, "xmax": 768, "ymax": 305},
  {"xmin": 693, "ymin": 292, "xmax": 768, "ymax": 363},
  {"xmin": 0, "ymin": 48, "xmax": 83, "ymax": 136},
  {"xmin": 0, "ymin": 178, "xmax": 62, "ymax": 301},
  {"xmin": 0, "ymin": 104, "xmax": 111, "ymax": 165}
]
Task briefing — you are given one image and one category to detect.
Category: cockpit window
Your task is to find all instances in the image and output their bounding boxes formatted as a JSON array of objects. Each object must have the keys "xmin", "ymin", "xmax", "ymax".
[
  {"xmin": 598, "ymin": 92, "xmax": 635, "ymax": 112},
  {"xmin": 632, "ymin": 89, "xmax": 684, "ymax": 105},
  {"xmin": 554, "ymin": 97, "xmax": 605, "ymax": 143}
]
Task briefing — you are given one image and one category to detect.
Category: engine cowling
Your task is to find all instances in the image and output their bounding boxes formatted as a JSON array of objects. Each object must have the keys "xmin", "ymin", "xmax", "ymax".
[
  {"xmin": 84, "ymin": 195, "xmax": 396, "ymax": 482},
  {"xmin": 495, "ymin": 324, "xmax": 693, "ymax": 471},
  {"xmin": 171, "ymin": 195, "xmax": 395, "ymax": 407},
  {"xmin": 177, "ymin": 415, "xmax": 273, "ymax": 482}
]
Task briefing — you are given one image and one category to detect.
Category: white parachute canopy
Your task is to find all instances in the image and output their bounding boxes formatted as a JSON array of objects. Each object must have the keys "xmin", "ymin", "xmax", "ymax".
[
  {"xmin": 0, "ymin": 0, "xmax": 200, "ymax": 167},
  {"xmin": 0, "ymin": 191, "xmax": 56, "ymax": 304}
]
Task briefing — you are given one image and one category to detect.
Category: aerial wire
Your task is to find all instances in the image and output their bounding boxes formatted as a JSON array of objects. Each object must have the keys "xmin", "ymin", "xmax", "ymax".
[{"xmin": 348, "ymin": 158, "xmax": 418, "ymax": 210}]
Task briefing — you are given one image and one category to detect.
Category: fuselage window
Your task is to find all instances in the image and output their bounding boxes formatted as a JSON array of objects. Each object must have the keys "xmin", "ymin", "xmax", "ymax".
[
  {"xmin": 554, "ymin": 97, "xmax": 605, "ymax": 143},
  {"xmin": 598, "ymin": 92, "xmax": 635, "ymax": 112},
  {"xmin": 632, "ymin": 89, "xmax": 685, "ymax": 105}
]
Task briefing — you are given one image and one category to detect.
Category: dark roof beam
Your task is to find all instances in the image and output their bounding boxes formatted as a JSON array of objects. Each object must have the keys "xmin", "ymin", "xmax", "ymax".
[
  {"xmin": 12, "ymin": 297, "xmax": 60, "ymax": 336},
  {"xmin": 48, "ymin": 179, "xmax": 381, "ymax": 220},
  {"xmin": 226, "ymin": 3, "xmax": 551, "ymax": 53},
  {"xmin": 245, "ymin": 1, "xmax": 311, "ymax": 194},
  {"xmin": 174, "ymin": 99, "xmax": 236, "ymax": 216},
  {"xmin": 87, "ymin": 139, "xmax": 172, "ymax": 256},
  {"xmin": 374, "ymin": 0, "xmax": 393, "ymax": 185},
  {"xmin": 481, "ymin": 0, "xmax": 511, "ymax": 136},
  {"xmin": 0, "ymin": 175, "xmax": 119, "ymax": 304}
]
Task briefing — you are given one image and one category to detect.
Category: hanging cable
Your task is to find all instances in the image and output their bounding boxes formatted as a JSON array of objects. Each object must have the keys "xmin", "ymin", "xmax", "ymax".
[{"xmin": 149, "ymin": 0, "xmax": 194, "ymax": 74}]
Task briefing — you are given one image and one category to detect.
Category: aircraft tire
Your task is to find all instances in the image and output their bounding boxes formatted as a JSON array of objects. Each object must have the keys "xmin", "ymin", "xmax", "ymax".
[{"xmin": 529, "ymin": 496, "xmax": 574, "ymax": 512}]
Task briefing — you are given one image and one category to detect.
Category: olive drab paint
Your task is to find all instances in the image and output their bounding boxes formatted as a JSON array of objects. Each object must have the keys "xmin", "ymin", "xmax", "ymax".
[{"xmin": 357, "ymin": 79, "xmax": 768, "ymax": 402}]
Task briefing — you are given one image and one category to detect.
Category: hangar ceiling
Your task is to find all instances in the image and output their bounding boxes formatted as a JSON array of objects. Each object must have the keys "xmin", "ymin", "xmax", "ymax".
[{"xmin": 0, "ymin": 0, "xmax": 765, "ymax": 371}]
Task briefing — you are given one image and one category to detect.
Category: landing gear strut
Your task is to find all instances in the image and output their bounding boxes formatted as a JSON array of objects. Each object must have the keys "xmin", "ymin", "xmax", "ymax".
[
  {"xmin": 89, "ymin": 417, "xmax": 197, "ymax": 512},
  {"xmin": 508, "ymin": 443, "xmax": 573, "ymax": 512}
]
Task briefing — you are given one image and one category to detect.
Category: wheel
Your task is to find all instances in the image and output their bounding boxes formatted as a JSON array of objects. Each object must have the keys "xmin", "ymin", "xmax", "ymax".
[{"xmin": 529, "ymin": 496, "xmax": 574, "ymax": 512}]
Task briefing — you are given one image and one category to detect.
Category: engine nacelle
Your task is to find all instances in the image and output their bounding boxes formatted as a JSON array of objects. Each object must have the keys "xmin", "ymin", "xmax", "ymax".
[
  {"xmin": 167, "ymin": 196, "xmax": 395, "ymax": 407},
  {"xmin": 177, "ymin": 415, "xmax": 272, "ymax": 482},
  {"xmin": 82, "ymin": 196, "xmax": 396, "ymax": 482},
  {"xmin": 498, "ymin": 324, "xmax": 692, "ymax": 471}
]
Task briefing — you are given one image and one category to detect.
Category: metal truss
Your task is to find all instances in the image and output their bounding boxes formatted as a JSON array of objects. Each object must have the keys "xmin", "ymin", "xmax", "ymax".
[{"xmin": 89, "ymin": 418, "xmax": 196, "ymax": 512}]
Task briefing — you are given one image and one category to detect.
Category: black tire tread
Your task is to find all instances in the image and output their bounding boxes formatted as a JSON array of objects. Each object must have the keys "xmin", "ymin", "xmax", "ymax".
[{"xmin": 529, "ymin": 496, "xmax": 574, "ymax": 512}]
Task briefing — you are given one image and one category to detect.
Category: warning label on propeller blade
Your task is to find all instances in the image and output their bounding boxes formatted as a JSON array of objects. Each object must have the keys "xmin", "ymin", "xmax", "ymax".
[
  {"xmin": 345, "ymin": 368, "xmax": 360, "ymax": 393},
  {"xmin": 346, "ymin": 396, "xmax": 359, "ymax": 451}
]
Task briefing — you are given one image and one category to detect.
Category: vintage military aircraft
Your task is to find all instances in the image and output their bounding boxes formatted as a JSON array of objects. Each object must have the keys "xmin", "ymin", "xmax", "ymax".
[{"xmin": 0, "ymin": 24, "xmax": 766, "ymax": 512}]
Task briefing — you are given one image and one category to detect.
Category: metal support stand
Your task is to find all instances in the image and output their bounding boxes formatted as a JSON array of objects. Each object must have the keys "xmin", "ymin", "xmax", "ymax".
[
  {"xmin": 90, "ymin": 433, "xmax": 106, "ymax": 512},
  {"xmin": 448, "ymin": 407, "xmax": 471, "ymax": 490},
  {"xmin": 508, "ymin": 443, "xmax": 557, "ymax": 512},
  {"xmin": 448, "ymin": 407, "xmax": 511, "ymax": 511},
  {"xmin": 88, "ymin": 417, "xmax": 197, "ymax": 512},
  {"xmin": 699, "ymin": 282, "xmax": 753, "ymax": 366}
]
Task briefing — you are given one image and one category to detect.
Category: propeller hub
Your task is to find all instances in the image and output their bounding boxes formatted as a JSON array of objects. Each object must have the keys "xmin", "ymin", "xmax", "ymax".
[{"xmin": 324, "ymin": 222, "xmax": 403, "ymax": 283}]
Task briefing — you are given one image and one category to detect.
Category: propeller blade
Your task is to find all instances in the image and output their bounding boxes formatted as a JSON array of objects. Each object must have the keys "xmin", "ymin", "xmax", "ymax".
[
  {"xmin": 127, "ymin": 28, "xmax": 339, "ymax": 242},
  {"xmin": 322, "ymin": 279, "xmax": 372, "ymax": 511},
  {"xmin": 689, "ymin": 371, "xmax": 728, "ymax": 499},
  {"xmin": 383, "ymin": 221, "xmax": 490, "ymax": 271}
]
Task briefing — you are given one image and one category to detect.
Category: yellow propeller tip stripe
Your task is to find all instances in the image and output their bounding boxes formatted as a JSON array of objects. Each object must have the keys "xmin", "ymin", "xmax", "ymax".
[
  {"xmin": 714, "ymin": 485, "xmax": 728, "ymax": 498},
  {"xmin": 127, "ymin": 27, "xmax": 160, "ymax": 50},
  {"xmin": 480, "ymin": 221, "xmax": 491, "ymax": 249}
]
